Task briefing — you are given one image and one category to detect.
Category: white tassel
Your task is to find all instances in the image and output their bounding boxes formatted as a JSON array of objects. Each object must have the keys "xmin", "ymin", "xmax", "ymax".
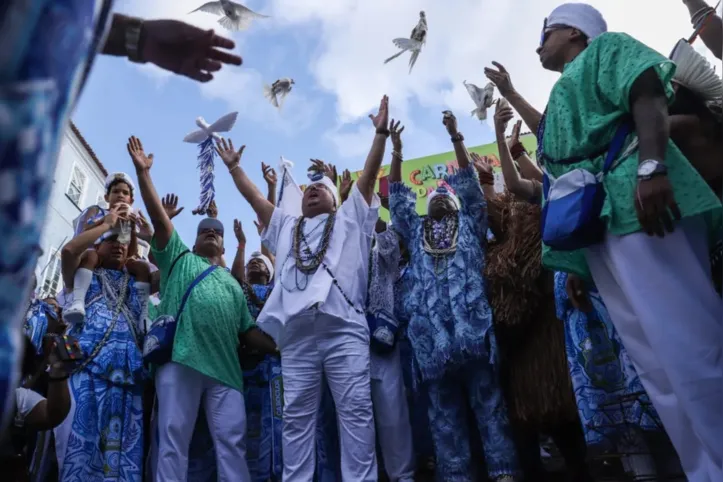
[{"xmin": 670, "ymin": 38, "xmax": 723, "ymax": 100}]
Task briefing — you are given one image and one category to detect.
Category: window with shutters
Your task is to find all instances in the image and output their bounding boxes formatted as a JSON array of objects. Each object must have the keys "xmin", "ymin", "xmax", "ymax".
[
  {"xmin": 66, "ymin": 164, "xmax": 87, "ymax": 206},
  {"xmin": 41, "ymin": 251, "xmax": 62, "ymax": 298}
]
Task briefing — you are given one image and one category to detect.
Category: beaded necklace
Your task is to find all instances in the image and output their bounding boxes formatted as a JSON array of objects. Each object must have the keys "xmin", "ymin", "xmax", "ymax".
[
  {"xmin": 242, "ymin": 281, "xmax": 271, "ymax": 310},
  {"xmin": 292, "ymin": 213, "xmax": 336, "ymax": 274},
  {"xmin": 422, "ymin": 214, "xmax": 459, "ymax": 275}
]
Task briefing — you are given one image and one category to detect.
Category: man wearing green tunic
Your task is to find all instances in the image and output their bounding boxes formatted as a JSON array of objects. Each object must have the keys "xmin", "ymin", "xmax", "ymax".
[{"xmin": 510, "ymin": 3, "xmax": 722, "ymax": 481}]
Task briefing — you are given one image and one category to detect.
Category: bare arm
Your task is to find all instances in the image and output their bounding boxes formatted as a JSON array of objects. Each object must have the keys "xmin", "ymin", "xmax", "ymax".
[
  {"xmin": 61, "ymin": 214, "xmax": 115, "ymax": 288},
  {"xmin": 516, "ymin": 153, "xmax": 543, "ymax": 183},
  {"xmin": 493, "ymin": 109, "xmax": 541, "ymax": 201},
  {"xmin": 442, "ymin": 111, "xmax": 472, "ymax": 170},
  {"xmin": 25, "ymin": 362, "xmax": 70, "ymax": 431},
  {"xmin": 231, "ymin": 219, "xmax": 246, "ymax": 283},
  {"xmin": 630, "ymin": 68, "xmax": 670, "ymax": 165},
  {"xmin": 684, "ymin": 0, "xmax": 723, "ymax": 59},
  {"xmin": 127, "ymin": 137, "xmax": 174, "ymax": 250},
  {"xmin": 484, "ymin": 62, "xmax": 543, "ymax": 134},
  {"xmin": 357, "ymin": 96, "xmax": 391, "ymax": 204},
  {"xmin": 218, "ymin": 140, "xmax": 275, "ymax": 227}
]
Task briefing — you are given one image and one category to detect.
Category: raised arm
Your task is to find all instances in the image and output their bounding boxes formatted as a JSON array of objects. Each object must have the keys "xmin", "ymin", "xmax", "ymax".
[
  {"xmin": 442, "ymin": 110, "xmax": 472, "ymax": 170},
  {"xmin": 357, "ymin": 95, "xmax": 390, "ymax": 204},
  {"xmin": 127, "ymin": 136, "xmax": 174, "ymax": 250},
  {"xmin": 389, "ymin": 120, "xmax": 405, "ymax": 183},
  {"xmin": 484, "ymin": 62, "xmax": 543, "ymax": 135},
  {"xmin": 61, "ymin": 207, "xmax": 119, "ymax": 288},
  {"xmin": 262, "ymin": 163, "xmax": 278, "ymax": 206},
  {"xmin": 217, "ymin": 139, "xmax": 274, "ymax": 227},
  {"xmin": 231, "ymin": 219, "xmax": 246, "ymax": 283},
  {"xmin": 683, "ymin": 0, "xmax": 722, "ymax": 59},
  {"xmin": 493, "ymin": 104, "xmax": 541, "ymax": 201}
]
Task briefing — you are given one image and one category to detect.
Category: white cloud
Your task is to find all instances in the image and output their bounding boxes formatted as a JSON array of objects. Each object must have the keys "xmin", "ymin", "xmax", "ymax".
[{"xmin": 267, "ymin": 0, "xmax": 722, "ymax": 148}]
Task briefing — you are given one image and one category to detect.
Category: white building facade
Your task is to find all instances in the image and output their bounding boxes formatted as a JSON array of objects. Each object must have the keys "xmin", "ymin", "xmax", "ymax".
[{"xmin": 35, "ymin": 122, "xmax": 148, "ymax": 299}]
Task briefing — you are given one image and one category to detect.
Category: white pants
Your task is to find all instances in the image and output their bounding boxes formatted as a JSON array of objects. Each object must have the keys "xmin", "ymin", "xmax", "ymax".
[
  {"xmin": 585, "ymin": 217, "xmax": 723, "ymax": 482},
  {"xmin": 370, "ymin": 347, "xmax": 415, "ymax": 482},
  {"xmin": 279, "ymin": 311, "xmax": 377, "ymax": 481},
  {"xmin": 154, "ymin": 362, "xmax": 251, "ymax": 482}
]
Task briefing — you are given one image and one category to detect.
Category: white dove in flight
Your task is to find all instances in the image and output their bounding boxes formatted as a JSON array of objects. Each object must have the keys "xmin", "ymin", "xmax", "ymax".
[
  {"xmin": 183, "ymin": 112, "xmax": 239, "ymax": 143},
  {"xmin": 464, "ymin": 81, "xmax": 495, "ymax": 121},
  {"xmin": 264, "ymin": 78, "xmax": 295, "ymax": 109},
  {"xmin": 189, "ymin": 0, "xmax": 269, "ymax": 32},
  {"xmin": 384, "ymin": 11, "xmax": 428, "ymax": 74}
]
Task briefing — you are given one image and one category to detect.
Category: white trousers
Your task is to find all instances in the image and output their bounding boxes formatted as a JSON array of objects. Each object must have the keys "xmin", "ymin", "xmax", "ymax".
[
  {"xmin": 154, "ymin": 362, "xmax": 251, "ymax": 482},
  {"xmin": 585, "ymin": 217, "xmax": 723, "ymax": 482},
  {"xmin": 370, "ymin": 347, "xmax": 415, "ymax": 482},
  {"xmin": 279, "ymin": 311, "xmax": 377, "ymax": 482}
]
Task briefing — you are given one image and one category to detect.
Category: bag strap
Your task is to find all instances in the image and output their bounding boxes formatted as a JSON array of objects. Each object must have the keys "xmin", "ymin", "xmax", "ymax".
[
  {"xmin": 601, "ymin": 122, "xmax": 632, "ymax": 173},
  {"xmin": 175, "ymin": 265, "xmax": 218, "ymax": 320},
  {"xmin": 168, "ymin": 250, "xmax": 190, "ymax": 279}
]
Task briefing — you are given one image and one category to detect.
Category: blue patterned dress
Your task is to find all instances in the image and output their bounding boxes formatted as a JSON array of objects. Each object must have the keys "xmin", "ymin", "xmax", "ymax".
[
  {"xmin": 0, "ymin": 0, "xmax": 113, "ymax": 421},
  {"xmin": 389, "ymin": 166, "xmax": 519, "ymax": 481},
  {"xmin": 54, "ymin": 268, "xmax": 146, "ymax": 481},
  {"xmin": 554, "ymin": 271, "xmax": 662, "ymax": 448}
]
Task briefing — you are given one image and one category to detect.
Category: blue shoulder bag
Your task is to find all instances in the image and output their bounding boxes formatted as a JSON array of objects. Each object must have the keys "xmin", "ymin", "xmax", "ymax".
[
  {"xmin": 143, "ymin": 252, "xmax": 217, "ymax": 365},
  {"xmin": 539, "ymin": 114, "xmax": 632, "ymax": 251}
]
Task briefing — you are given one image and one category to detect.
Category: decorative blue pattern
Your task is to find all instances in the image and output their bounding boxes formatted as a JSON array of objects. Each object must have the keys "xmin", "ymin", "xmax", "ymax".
[
  {"xmin": 194, "ymin": 137, "xmax": 216, "ymax": 215},
  {"xmin": 554, "ymin": 271, "xmax": 662, "ymax": 448},
  {"xmin": 24, "ymin": 299, "xmax": 55, "ymax": 356},
  {"xmin": 388, "ymin": 165, "xmax": 494, "ymax": 382},
  {"xmin": 0, "ymin": 0, "xmax": 110, "ymax": 415},
  {"xmin": 56, "ymin": 269, "xmax": 146, "ymax": 481}
]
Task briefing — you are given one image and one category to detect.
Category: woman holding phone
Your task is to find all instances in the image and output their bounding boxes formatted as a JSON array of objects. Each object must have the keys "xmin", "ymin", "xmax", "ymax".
[{"xmin": 55, "ymin": 205, "xmax": 148, "ymax": 482}]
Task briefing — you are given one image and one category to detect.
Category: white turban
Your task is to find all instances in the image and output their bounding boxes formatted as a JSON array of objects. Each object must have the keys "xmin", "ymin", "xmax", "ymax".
[
  {"xmin": 249, "ymin": 251, "xmax": 274, "ymax": 278},
  {"xmin": 105, "ymin": 172, "xmax": 135, "ymax": 193},
  {"xmin": 547, "ymin": 3, "xmax": 607, "ymax": 43},
  {"xmin": 426, "ymin": 186, "xmax": 460, "ymax": 212},
  {"xmin": 309, "ymin": 176, "xmax": 340, "ymax": 207}
]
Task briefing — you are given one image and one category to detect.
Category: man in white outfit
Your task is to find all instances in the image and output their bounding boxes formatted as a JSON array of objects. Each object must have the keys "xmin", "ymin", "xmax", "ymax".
[{"xmin": 216, "ymin": 95, "xmax": 393, "ymax": 481}]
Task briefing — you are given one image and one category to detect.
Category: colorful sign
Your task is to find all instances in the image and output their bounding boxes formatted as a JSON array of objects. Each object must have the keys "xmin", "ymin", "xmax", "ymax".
[{"xmin": 299, "ymin": 133, "xmax": 537, "ymax": 217}]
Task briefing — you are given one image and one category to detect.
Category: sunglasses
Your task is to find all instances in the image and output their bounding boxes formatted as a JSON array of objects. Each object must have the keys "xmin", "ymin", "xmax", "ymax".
[{"xmin": 539, "ymin": 17, "xmax": 568, "ymax": 47}]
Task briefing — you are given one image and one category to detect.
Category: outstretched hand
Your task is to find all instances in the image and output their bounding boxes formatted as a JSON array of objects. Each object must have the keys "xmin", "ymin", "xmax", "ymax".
[
  {"xmin": 262, "ymin": 162, "xmax": 277, "ymax": 186},
  {"xmin": 470, "ymin": 152, "xmax": 495, "ymax": 186},
  {"xmin": 339, "ymin": 169, "xmax": 354, "ymax": 202},
  {"xmin": 369, "ymin": 95, "xmax": 390, "ymax": 131},
  {"xmin": 390, "ymin": 119, "xmax": 405, "ymax": 152},
  {"xmin": 127, "ymin": 136, "xmax": 154, "ymax": 171},
  {"xmin": 161, "ymin": 194, "xmax": 184, "ymax": 219},
  {"xmin": 494, "ymin": 99, "xmax": 514, "ymax": 132},
  {"xmin": 442, "ymin": 110, "xmax": 458, "ymax": 136},
  {"xmin": 484, "ymin": 62, "xmax": 515, "ymax": 97},
  {"xmin": 234, "ymin": 219, "xmax": 246, "ymax": 246},
  {"xmin": 215, "ymin": 138, "xmax": 245, "ymax": 167},
  {"xmin": 140, "ymin": 21, "xmax": 242, "ymax": 83},
  {"xmin": 507, "ymin": 119, "xmax": 523, "ymax": 149}
]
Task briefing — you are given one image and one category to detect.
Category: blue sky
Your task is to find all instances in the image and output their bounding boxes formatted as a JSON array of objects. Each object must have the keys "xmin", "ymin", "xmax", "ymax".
[{"xmin": 72, "ymin": 0, "xmax": 720, "ymax": 256}]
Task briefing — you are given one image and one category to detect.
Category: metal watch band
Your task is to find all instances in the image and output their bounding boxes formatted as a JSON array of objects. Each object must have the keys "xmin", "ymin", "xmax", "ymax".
[{"xmin": 125, "ymin": 18, "xmax": 146, "ymax": 64}]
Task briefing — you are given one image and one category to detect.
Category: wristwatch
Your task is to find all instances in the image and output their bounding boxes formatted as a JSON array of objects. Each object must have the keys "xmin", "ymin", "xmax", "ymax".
[
  {"xmin": 125, "ymin": 17, "xmax": 146, "ymax": 64},
  {"xmin": 637, "ymin": 159, "xmax": 668, "ymax": 180},
  {"xmin": 451, "ymin": 132, "xmax": 464, "ymax": 143}
]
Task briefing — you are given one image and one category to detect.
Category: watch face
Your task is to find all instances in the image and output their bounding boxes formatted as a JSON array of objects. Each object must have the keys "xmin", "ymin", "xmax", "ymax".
[{"xmin": 638, "ymin": 161, "xmax": 657, "ymax": 176}]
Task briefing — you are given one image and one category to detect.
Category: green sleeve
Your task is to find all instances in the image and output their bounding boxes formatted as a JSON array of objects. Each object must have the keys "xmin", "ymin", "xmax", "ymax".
[
  {"xmin": 151, "ymin": 230, "xmax": 189, "ymax": 276},
  {"xmin": 591, "ymin": 32, "xmax": 676, "ymax": 112}
]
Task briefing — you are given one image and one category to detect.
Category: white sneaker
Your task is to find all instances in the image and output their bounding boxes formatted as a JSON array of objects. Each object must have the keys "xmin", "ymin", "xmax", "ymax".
[{"xmin": 63, "ymin": 299, "xmax": 86, "ymax": 324}]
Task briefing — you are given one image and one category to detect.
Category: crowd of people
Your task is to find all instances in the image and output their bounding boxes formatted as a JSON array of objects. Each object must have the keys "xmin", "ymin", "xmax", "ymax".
[{"xmin": 1, "ymin": 1, "xmax": 722, "ymax": 482}]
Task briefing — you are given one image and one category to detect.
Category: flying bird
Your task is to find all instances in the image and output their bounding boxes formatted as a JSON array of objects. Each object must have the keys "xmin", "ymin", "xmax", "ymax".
[
  {"xmin": 183, "ymin": 112, "xmax": 238, "ymax": 144},
  {"xmin": 463, "ymin": 81, "xmax": 496, "ymax": 121},
  {"xmin": 384, "ymin": 11, "xmax": 428, "ymax": 74},
  {"xmin": 189, "ymin": 0, "xmax": 269, "ymax": 31},
  {"xmin": 264, "ymin": 78, "xmax": 295, "ymax": 108}
]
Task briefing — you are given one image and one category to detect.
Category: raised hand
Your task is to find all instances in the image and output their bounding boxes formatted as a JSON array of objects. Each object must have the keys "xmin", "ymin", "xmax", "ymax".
[
  {"xmin": 507, "ymin": 119, "xmax": 523, "ymax": 149},
  {"xmin": 139, "ymin": 21, "xmax": 243, "ymax": 83},
  {"xmin": 390, "ymin": 119, "xmax": 405, "ymax": 152},
  {"xmin": 233, "ymin": 219, "xmax": 246, "ymax": 246},
  {"xmin": 308, "ymin": 159, "xmax": 337, "ymax": 183},
  {"xmin": 369, "ymin": 95, "xmax": 390, "ymax": 131},
  {"xmin": 206, "ymin": 200, "xmax": 218, "ymax": 218},
  {"xmin": 127, "ymin": 136, "xmax": 154, "ymax": 171},
  {"xmin": 442, "ymin": 110, "xmax": 458, "ymax": 136},
  {"xmin": 484, "ymin": 62, "xmax": 515, "ymax": 97},
  {"xmin": 470, "ymin": 152, "xmax": 495, "ymax": 185},
  {"xmin": 133, "ymin": 210, "xmax": 154, "ymax": 242},
  {"xmin": 215, "ymin": 138, "xmax": 245, "ymax": 167},
  {"xmin": 494, "ymin": 99, "xmax": 514, "ymax": 132},
  {"xmin": 161, "ymin": 193, "xmax": 185, "ymax": 219},
  {"xmin": 103, "ymin": 205, "xmax": 122, "ymax": 228},
  {"xmin": 262, "ymin": 162, "xmax": 277, "ymax": 186},
  {"xmin": 339, "ymin": 169, "xmax": 354, "ymax": 201}
]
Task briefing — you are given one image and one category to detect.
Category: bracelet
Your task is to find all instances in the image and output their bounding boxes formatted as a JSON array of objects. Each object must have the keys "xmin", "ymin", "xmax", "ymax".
[
  {"xmin": 125, "ymin": 17, "xmax": 146, "ymax": 63},
  {"xmin": 691, "ymin": 6, "xmax": 715, "ymax": 26},
  {"xmin": 237, "ymin": 244, "xmax": 245, "ymax": 250},
  {"xmin": 510, "ymin": 143, "xmax": 528, "ymax": 159},
  {"xmin": 376, "ymin": 128, "xmax": 390, "ymax": 137},
  {"xmin": 228, "ymin": 163, "xmax": 240, "ymax": 173},
  {"xmin": 451, "ymin": 132, "xmax": 464, "ymax": 143},
  {"xmin": 391, "ymin": 150, "xmax": 403, "ymax": 160}
]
